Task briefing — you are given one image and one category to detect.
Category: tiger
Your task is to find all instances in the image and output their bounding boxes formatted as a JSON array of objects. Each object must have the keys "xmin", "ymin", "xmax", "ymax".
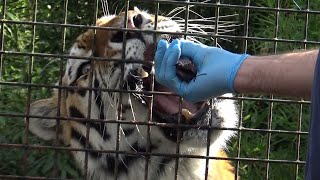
[{"xmin": 27, "ymin": 7, "xmax": 239, "ymax": 180}]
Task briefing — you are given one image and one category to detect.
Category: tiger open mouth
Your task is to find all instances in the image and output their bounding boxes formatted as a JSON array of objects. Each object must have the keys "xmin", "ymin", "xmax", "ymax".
[{"xmin": 126, "ymin": 43, "xmax": 210, "ymax": 140}]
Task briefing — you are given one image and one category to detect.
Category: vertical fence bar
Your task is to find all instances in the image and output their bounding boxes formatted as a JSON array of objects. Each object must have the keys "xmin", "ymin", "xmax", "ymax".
[
  {"xmin": 204, "ymin": 1, "xmax": 221, "ymax": 178},
  {"xmin": 213, "ymin": 0, "xmax": 220, "ymax": 47},
  {"xmin": 53, "ymin": 0, "xmax": 69, "ymax": 177},
  {"xmin": 83, "ymin": 35, "xmax": 92, "ymax": 180},
  {"xmin": 265, "ymin": 1, "xmax": 280, "ymax": 179},
  {"xmin": 173, "ymin": 1, "xmax": 191, "ymax": 179},
  {"xmin": 114, "ymin": 1, "xmax": 130, "ymax": 179},
  {"xmin": 174, "ymin": 93, "xmax": 183, "ymax": 180},
  {"xmin": 83, "ymin": 1, "xmax": 99, "ymax": 179},
  {"xmin": 143, "ymin": 1, "xmax": 160, "ymax": 179},
  {"xmin": 235, "ymin": 0, "xmax": 250, "ymax": 179},
  {"xmin": 183, "ymin": 0, "xmax": 190, "ymax": 40},
  {"xmin": 204, "ymin": 98, "xmax": 214, "ymax": 180},
  {"xmin": 0, "ymin": 0, "xmax": 6, "ymax": 81},
  {"xmin": 264, "ymin": 52, "xmax": 274, "ymax": 179},
  {"xmin": 295, "ymin": 104, "xmax": 303, "ymax": 180},
  {"xmin": 295, "ymin": 0, "xmax": 310, "ymax": 178},
  {"xmin": 22, "ymin": 0, "xmax": 37, "ymax": 176},
  {"xmin": 273, "ymin": 0, "xmax": 280, "ymax": 55},
  {"xmin": 303, "ymin": 0, "xmax": 310, "ymax": 50}
]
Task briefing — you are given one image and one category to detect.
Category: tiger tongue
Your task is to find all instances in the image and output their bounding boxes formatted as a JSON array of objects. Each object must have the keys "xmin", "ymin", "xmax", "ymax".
[{"xmin": 153, "ymin": 83, "xmax": 205, "ymax": 117}]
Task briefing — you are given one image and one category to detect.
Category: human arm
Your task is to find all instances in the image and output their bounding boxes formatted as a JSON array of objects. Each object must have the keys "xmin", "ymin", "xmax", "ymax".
[
  {"xmin": 154, "ymin": 39, "xmax": 318, "ymax": 102},
  {"xmin": 234, "ymin": 50, "xmax": 318, "ymax": 98}
]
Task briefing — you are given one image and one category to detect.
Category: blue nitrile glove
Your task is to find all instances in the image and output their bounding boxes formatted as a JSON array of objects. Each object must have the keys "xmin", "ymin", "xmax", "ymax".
[{"xmin": 154, "ymin": 39, "xmax": 249, "ymax": 102}]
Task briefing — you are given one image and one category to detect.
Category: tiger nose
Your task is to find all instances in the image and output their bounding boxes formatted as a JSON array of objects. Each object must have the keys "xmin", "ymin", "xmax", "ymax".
[{"xmin": 133, "ymin": 14, "xmax": 143, "ymax": 28}]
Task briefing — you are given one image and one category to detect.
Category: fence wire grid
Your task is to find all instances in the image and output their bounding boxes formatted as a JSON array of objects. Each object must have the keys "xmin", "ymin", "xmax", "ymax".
[{"xmin": 0, "ymin": 0, "xmax": 317, "ymax": 180}]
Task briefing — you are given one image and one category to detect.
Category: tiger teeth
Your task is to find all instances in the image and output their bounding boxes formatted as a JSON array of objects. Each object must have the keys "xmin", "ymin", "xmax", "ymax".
[
  {"xmin": 182, "ymin": 109, "xmax": 193, "ymax": 121},
  {"xmin": 139, "ymin": 69, "xmax": 149, "ymax": 78}
]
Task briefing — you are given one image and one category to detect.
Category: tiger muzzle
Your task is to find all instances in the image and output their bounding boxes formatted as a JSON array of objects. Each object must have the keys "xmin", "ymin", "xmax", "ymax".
[{"xmin": 128, "ymin": 43, "xmax": 210, "ymax": 141}]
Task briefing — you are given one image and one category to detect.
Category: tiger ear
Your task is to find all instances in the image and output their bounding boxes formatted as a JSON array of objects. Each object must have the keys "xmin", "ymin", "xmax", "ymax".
[
  {"xmin": 94, "ymin": 28, "xmax": 107, "ymax": 57},
  {"xmin": 95, "ymin": 15, "xmax": 115, "ymax": 57},
  {"xmin": 28, "ymin": 97, "xmax": 59, "ymax": 141},
  {"xmin": 133, "ymin": 6, "xmax": 142, "ymax": 13}
]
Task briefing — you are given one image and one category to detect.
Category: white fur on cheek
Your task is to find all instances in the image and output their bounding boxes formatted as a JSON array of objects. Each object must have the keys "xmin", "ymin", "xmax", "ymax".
[
  {"xmin": 109, "ymin": 39, "xmax": 146, "ymax": 78},
  {"xmin": 66, "ymin": 43, "xmax": 92, "ymax": 85},
  {"xmin": 141, "ymin": 20, "xmax": 181, "ymax": 45},
  {"xmin": 125, "ymin": 39, "xmax": 145, "ymax": 60}
]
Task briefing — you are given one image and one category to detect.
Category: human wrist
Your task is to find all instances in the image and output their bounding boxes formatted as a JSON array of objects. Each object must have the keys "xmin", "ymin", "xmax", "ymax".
[
  {"xmin": 228, "ymin": 54, "xmax": 250, "ymax": 93},
  {"xmin": 233, "ymin": 56, "xmax": 262, "ymax": 94},
  {"xmin": 233, "ymin": 55, "xmax": 276, "ymax": 95}
]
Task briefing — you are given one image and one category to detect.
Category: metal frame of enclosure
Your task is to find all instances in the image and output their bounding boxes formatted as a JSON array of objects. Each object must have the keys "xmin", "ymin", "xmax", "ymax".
[{"xmin": 0, "ymin": 0, "xmax": 317, "ymax": 179}]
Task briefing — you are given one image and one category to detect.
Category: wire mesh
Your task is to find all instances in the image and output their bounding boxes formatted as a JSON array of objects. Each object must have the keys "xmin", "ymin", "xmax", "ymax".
[{"xmin": 0, "ymin": 0, "xmax": 316, "ymax": 180}]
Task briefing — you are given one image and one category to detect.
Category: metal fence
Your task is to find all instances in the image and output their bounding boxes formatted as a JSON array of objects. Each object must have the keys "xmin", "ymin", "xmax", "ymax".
[{"xmin": 0, "ymin": 0, "xmax": 317, "ymax": 179}]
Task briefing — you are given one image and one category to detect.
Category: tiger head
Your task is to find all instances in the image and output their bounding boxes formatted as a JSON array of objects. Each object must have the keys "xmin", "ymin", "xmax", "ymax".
[{"xmin": 28, "ymin": 7, "xmax": 238, "ymax": 180}]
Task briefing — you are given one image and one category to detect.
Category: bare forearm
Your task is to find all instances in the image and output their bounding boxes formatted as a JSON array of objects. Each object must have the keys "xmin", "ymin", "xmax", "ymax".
[{"xmin": 234, "ymin": 50, "xmax": 318, "ymax": 98}]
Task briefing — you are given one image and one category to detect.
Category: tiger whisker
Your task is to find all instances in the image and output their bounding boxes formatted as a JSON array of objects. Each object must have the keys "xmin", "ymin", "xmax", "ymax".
[
  {"xmin": 128, "ymin": 70, "xmax": 142, "ymax": 80},
  {"xmin": 100, "ymin": 67, "xmax": 115, "ymax": 108},
  {"xmin": 100, "ymin": 0, "xmax": 106, "ymax": 16},
  {"xmin": 118, "ymin": 152, "xmax": 129, "ymax": 170},
  {"xmin": 118, "ymin": 104, "xmax": 169, "ymax": 167},
  {"xmin": 169, "ymin": 8, "xmax": 186, "ymax": 21},
  {"xmin": 127, "ymin": 87, "xmax": 147, "ymax": 143},
  {"xmin": 105, "ymin": 0, "xmax": 110, "ymax": 15},
  {"xmin": 166, "ymin": 6, "xmax": 186, "ymax": 17}
]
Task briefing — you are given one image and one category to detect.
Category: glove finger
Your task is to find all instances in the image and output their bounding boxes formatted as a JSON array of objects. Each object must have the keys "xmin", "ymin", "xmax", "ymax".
[
  {"xmin": 154, "ymin": 40, "xmax": 169, "ymax": 84},
  {"xmin": 175, "ymin": 78, "xmax": 203, "ymax": 103},
  {"xmin": 178, "ymin": 80, "xmax": 204, "ymax": 103},
  {"xmin": 159, "ymin": 43, "xmax": 170, "ymax": 83},
  {"xmin": 165, "ymin": 40, "xmax": 181, "ymax": 80},
  {"xmin": 157, "ymin": 40, "xmax": 182, "ymax": 92}
]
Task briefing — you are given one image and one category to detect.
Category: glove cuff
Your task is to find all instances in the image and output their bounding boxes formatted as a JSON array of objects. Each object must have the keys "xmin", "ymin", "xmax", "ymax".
[{"xmin": 228, "ymin": 54, "xmax": 250, "ymax": 93}]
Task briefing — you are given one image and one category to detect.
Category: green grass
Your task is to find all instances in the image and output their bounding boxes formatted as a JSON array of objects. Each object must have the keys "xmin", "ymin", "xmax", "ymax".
[
  {"xmin": 228, "ymin": 98, "xmax": 310, "ymax": 180},
  {"xmin": 0, "ymin": 85, "xmax": 82, "ymax": 178}
]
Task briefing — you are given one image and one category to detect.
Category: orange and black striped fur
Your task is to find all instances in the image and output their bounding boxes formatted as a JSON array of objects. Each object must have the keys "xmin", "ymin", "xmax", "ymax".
[{"xmin": 28, "ymin": 7, "xmax": 238, "ymax": 180}]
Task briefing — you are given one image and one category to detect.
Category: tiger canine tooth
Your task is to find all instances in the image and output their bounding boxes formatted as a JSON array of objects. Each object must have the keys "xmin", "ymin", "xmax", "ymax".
[
  {"xmin": 182, "ymin": 109, "xmax": 193, "ymax": 121},
  {"xmin": 139, "ymin": 69, "xmax": 149, "ymax": 78}
]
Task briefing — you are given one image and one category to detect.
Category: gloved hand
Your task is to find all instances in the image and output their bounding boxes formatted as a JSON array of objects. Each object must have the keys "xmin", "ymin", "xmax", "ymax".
[{"xmin": 154, "ymin": 39, "xmax": 249, "ymax": 102}]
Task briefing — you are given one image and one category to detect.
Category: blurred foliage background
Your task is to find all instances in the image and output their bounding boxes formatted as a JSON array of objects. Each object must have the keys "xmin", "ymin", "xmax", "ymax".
[{"xmin": 0, "ymin": 0, "xmax": 318, "ymax": 179}]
